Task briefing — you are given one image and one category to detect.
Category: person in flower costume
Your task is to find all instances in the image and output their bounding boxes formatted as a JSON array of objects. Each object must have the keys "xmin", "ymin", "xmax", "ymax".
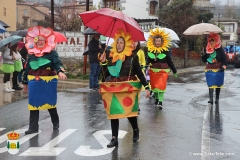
[
  {"xmin": 22, "ymin": 26, "xmax": 67, "ymax": 134},
  {"xmin": 99, "ymin": 28, "xmax": 150, "ymax": 148},
  {"xmin": 202, "ymin": 33, "xmax": 226, "ymax": 104},
  {"xmin": 146, "ymin": 28, "xmax": 177, "ymax": 109}
]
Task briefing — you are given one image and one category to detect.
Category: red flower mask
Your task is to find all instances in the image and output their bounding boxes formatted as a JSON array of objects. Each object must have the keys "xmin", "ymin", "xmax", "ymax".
[{"xmin": 206, "ymin": 33, "xmax": 221, "ymax": 54}]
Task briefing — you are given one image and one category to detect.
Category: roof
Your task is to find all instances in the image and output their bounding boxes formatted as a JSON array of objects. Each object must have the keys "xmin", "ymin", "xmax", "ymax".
[
  {"xmin": 17, "ymin": 2, "xmax": 49, "ymax": 16},
  {"xmin": 194, "ymin": 1, "xmax": 215, "ymax": 8}
]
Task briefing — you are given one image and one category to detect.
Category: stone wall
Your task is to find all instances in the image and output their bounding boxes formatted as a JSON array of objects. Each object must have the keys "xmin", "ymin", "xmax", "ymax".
[{"xmin": 172, "ymin": 57, "xmax": 204, "ymax": 68}]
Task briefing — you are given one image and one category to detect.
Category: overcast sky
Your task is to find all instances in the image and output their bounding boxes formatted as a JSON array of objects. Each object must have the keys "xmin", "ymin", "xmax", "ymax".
[
  {"xmin": 210, "ymin": 0, "xmax": 238, "ymax": 5},
  {"xmin": 93, "ymin": 0, "xmax": 238, "ymax": 6}
]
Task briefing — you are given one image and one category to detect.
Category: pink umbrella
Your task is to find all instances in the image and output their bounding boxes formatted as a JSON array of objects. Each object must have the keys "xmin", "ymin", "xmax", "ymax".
[
  {"xmin": 79, "ymin": 8, "xmax": 145, "ymax": 41},
  {"xmin": 54, "ymin": 31, "xmax": 67, "ymax": 43}
]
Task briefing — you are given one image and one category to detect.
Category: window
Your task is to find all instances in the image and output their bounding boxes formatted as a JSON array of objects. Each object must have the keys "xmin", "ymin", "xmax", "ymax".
[
  {"xmin": 24, "ymin": 18, "xmax": 28, "ymax": 28},
  {"xmin": 24, "ymin": 9, "xmax": 28, "ymax": 16},
  {"xmin": 68, "ymin": 13, "xmax": 71, "ymax": 19},
  {"xmin": 104, "ymin": 0, "xmax": 120, "ymax": 9},
  {"xmin": 223, "ymin": 35, "xmax": 230, "ymax": 40},
  {"xmin": 3, "ymin": 7, "xmax": 6, "ymax": 16},
  {"xmin": 150, "ymin": 1, "xmax": 157, "ymax": 15}
]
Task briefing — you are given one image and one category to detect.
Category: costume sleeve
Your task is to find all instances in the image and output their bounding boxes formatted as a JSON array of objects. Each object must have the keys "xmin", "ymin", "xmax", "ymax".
[
  {"xmin": 202, "ymin": 53, "xmax": 209, "ymax": 62},
  {"xmin": 137, "ymin": 50, "xmax": 146, "ymax": 67},
  {"xmin": 52, "ymin": 50, "xmax": 65, "ymax": 73},
  {"xmin": 133, "ymin": 55, "xmax": 149, "ymax": 89},
  {"xmin": 166, "ymin": 52, "xmax": 177, "ymax": 74},
  {"xmin": 22, "ymin": 55, "xmax": 31, "ymax": 85},
  {"xmin": 219, "ymin": 47, "xmax": 227, "ymax": 66}
]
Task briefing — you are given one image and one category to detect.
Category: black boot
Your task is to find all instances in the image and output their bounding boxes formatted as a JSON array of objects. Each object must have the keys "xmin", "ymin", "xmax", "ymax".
[
  {"xmin": 12, "ymin": 85, "xmax": 22, "ymax": 90},
  {"xmin": 208, "ymin": 88, "xmax": 213, "ymax": 104},
  {"xmin": 156, "ymin": 101, "xmax": 162, "ymax": 109},
  {"xmin": 12, "ymin": 73, "xmax": 22, "ymax": 90},
  {"xmin": 107, "ymin": 138, "xmax": 118, "ymax": 148},
  {"xmin": 53, "ymin": 123, "xmax": 59, "ymax": 130},
  {"xmin": 154, "ymin": 99, "xmax": 159, "ymax": 106},
  {"xmin": 215, "ymin": 88, "xmax": 220, "ymax": 104},
  {"xmin": 25, "ymin": 129, "xmax": 39, "ymax": 134},
  {"xmin": 25, "ymin": 111, "xmax": 39, "ymax": 134},
  {"xmin": 133, "ymin": 129, "xmax": 139, "ymax": 142}
]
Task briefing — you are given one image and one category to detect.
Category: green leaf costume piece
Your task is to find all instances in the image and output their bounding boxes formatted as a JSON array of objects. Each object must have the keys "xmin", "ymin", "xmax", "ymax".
[
  {"xmin": 29, "ymin": 57, "xmax": 51, "ymax": 70},
  {"xmin": 157, "ymin": 54, "xmax": 166, "ymax": 59},
  {"xmin": 207, "ymin": 51, "xmax": 216, "ymax": 63},
  {"xmin": 110, "ymin": 94, "xmax": 125, "ymax": 115},
  {"xmin": 148, "ymin": 52, "xmax": 156, "ymax": 59},
  {"xmin": 148, "ymin": 52, "xmax": 165, "ymax": 60},
  {"xmin": 107, "ymin": 60, "xmax": 122, "ymax": 77}
]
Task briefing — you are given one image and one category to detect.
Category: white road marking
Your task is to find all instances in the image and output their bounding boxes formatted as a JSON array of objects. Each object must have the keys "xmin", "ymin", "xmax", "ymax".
[
  {"xmin": 201, "ymin": 105, "xmax": 211, "ymax": 160},
  {"xmin": 19, "ymin": 129, "xmax": 76, "ymax": 156},
  {"xmin": 0, "ymin": 129, "xmax": 41, "ymax": 153},
  {"xmin": 74, "ymin": 130, "xmax": 127, "ymax": 156},
  {"xmin": 0, "ymin": 128, "xmax": 5, "ymax": 131}
]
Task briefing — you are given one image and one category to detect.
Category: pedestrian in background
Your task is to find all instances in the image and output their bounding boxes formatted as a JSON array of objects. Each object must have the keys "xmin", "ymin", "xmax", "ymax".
[
  {"xmin": 17, "ymin": 41, "xmax": 28, "ymax": 88},
  {"xmin": 202, "ymin": 33, "xmax": 226, "ymax": 104},
  {"xmin": 0, "ymin": 43, "xmax": 16, "ymax": 92},
  {"xmin": 88, "ymin": 34, "xmax": 102, "ymax": 91},
  {"xmin": 135, "ymin": 41, "xmax": 146, "ymax": 68},
  {"xmin": 23, "ymin": 26, "xmax": 67, "ymax": 134},
  {"xmin": 11, "ymin": 43, "xmax": 23, "ymax": 90}
]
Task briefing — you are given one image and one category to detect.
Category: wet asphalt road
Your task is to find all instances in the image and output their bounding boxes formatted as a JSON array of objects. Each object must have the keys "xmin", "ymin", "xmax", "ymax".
[{"xmin": 0, "ymin": 66, "xmax": 240, "ymax": 160}]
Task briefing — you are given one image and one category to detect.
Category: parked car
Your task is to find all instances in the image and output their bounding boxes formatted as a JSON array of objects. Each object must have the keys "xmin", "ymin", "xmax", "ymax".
[{"xmin": 224, "ymin": 42, "xmax": 240, "ymax": 68}]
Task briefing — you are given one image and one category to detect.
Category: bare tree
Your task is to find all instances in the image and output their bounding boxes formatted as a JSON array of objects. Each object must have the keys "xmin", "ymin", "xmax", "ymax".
[
  {"xmin": 54, "ymin": 0, "xmax": 82, "ymax": 31},
  {"xmin": 223, "ymin": 0, "xmax": 237, "ymax": 18}
]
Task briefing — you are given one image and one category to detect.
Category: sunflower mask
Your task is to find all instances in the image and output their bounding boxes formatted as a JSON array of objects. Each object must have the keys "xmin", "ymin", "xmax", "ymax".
[
  {"xmin": 109, "ymin": 28, "xmax": 134, "ymax": 63},
  {"xmin": 147, "ymin": 28, "xmax": 171, "ymax": 53}
]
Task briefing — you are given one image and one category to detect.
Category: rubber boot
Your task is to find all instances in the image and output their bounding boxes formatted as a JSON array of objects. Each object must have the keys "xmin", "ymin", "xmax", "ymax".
[
  {"xmin": 7, "ymin": 81, "xmax": 15, "ymax": 92},
  {"xmin": 12, "ymin": 77, "xmax": 22, "ymax": 90},
  {"xmin": 3, "ymin": 83, "xmax": 11, "ymax": 92},
  {"xmin": 215, "ymin": 88, "xmax": 220, "ymax": 104},
  {"xmin": 208, "ymin": 88, "xmax": 213, "ymax": 104},
  {"xmin": 133, "ymin": 128, "xmax": 139, "ymax": 142}
]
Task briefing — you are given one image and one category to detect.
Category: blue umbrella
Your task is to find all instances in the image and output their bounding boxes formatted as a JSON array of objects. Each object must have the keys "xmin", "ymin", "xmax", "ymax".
[
  {"xmin": 0, "ymin": 24, "xmax": 6, "ymax": 33},
  {"xmin": 0, "ymin": 35, "xmax": 23, "ymax": 52}
]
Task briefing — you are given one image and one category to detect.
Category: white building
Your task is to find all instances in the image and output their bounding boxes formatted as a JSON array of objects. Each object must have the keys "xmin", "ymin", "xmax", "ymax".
[{"xmin": 99, "ymin": 0, "xmax": 160, "ymax": 31}]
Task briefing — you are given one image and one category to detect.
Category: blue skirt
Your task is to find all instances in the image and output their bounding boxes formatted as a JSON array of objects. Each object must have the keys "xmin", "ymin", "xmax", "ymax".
[
  {"xmin": 28, "ymin": 75, "xmax": 58, "ymax": 110},
  {"xmin": 205, "ymin": 70, "xmax": 224, "ymax": 88}
]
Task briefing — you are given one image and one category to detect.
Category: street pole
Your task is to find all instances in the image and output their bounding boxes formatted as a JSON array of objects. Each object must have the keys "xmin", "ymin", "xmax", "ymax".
[
  {"xmin": 218, "ymin": 13, "xmax": 220, "ymax": 27},
  {"xmin": 51, "ymin": 0, "xmax": 54, "ymax": 30},
  {"xmin": 83, "ymin": 0, "xmax": 90, "ymax": 74}
]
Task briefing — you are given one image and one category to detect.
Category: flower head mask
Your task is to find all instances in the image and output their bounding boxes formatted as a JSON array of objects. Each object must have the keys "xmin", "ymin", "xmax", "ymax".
[
  {"xmin": 109, "ymin": 28, "xmax": 134, "ymax": 63},
  {"xmin": 25, "ymin": 26, "xmax": 57, "ymax": 57},
  {"xmin": 147, "ymin": 28, "xmax": 171, "ymax": 53},
  {"xmin": 206, "ymin": 32, "xmax": 221, "ymax": 54}
]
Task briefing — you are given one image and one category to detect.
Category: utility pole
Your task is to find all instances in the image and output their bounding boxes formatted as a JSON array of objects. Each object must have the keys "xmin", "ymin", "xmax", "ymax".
[
  {"xmin": 218, "ymin": 13, "xmax": 220, "ymax": 27},
  {"xmin": 83, "ymin": 0, "xmax": 90, "ymax": 74},
  {"xmin": 51, "ymin": 0, "xmax": 54, "ymax": 30}
]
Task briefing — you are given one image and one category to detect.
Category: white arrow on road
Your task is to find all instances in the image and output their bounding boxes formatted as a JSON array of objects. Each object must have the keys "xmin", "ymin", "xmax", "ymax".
[
  {"xmin": 74, "ymin": 130, "xmax": 127, "ymax": 156},
  {"xmin": 19, "ymin": 129, "xmax": 76, "ymax": 156}
]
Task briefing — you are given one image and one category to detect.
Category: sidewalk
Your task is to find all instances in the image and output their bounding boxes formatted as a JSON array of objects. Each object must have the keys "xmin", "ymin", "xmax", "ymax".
[{"xmin": 0, "ymin": 66, "xmax": 204, "ymax": 107}]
